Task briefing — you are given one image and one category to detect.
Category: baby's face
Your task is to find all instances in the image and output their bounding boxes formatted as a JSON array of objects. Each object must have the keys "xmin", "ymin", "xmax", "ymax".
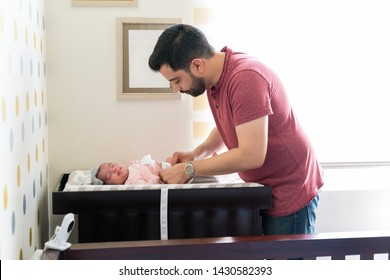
[{"xmin": 97, "ymin": 162, "xmax": 129, "ymax": 185}]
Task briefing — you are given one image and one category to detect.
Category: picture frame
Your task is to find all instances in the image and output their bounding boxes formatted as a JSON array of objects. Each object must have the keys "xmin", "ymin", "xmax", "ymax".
[
  {"xmin": 116, "ymin": 17, "xmax": 181, "ymax": 100},
  {"xmin": 72, "ymin": 0, "xmax": 137, "ymax": 6}
]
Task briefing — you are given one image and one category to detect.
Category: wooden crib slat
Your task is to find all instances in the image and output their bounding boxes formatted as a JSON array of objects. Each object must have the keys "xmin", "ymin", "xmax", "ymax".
[
  {"xmin": 331, "ymin": 255, "xmax": 346, "ymax": 260},
  {"xmin": 62, "ymin": 231, "xmax": 390, "ymax": 260},
  {"xmin": 360, "ymin": 253, "xmax": 374, "ymax": 260}
]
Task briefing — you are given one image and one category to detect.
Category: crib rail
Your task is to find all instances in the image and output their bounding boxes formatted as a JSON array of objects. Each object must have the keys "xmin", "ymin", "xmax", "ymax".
[{"xmin": 61, "ymin": 231, "xmax": 390, "ymax": 260}]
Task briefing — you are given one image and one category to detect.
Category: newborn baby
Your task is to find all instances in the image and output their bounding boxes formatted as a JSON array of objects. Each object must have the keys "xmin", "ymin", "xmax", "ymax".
[{"xmin": 90, "ymin": 154, "xmax": 170, "ymax": 185}]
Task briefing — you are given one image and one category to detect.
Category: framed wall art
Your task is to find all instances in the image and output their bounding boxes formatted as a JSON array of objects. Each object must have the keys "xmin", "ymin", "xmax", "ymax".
[
  {"xmin": 72, "ymin": 0, "xmax": 138, "ymax": 6},
  {"xmin": 117, "ymin": 17, "xmax": 181, "ymax": 100}
]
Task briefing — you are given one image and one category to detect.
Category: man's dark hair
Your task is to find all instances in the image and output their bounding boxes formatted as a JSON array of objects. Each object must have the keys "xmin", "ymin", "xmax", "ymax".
[{"xmin": 149, "ymin": 24, "xmax": 215, "ymax": 72}]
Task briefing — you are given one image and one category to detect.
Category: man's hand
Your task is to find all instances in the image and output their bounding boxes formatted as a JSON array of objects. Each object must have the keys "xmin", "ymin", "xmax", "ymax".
[
  {"xmin": 160, "ymin": 162, "xmax": 190, "ymax": 184},
  {"xmin": 167, "ymin": 151, "xmax": 195, "ymax": 166}
]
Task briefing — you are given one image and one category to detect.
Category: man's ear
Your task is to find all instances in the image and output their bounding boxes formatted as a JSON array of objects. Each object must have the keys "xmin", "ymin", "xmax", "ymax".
[{"xmin": 191, "ymin": 58, "xmax": 204, "ymax": 74}]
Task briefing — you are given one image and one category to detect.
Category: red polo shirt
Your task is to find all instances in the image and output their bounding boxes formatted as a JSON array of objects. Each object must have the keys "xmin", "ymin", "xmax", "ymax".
[{"xmin": 207, "ymin": 47, "xmax": 324, "ymax": 216}]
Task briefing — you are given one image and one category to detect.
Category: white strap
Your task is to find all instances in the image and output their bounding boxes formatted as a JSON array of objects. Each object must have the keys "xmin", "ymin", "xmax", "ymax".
[{"xmin": 160, "ymin": 187, "xmax": 168, "ymax": 240}]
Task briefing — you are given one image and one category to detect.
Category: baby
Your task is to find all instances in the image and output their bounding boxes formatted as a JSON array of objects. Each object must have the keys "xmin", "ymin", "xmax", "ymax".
[{"xmin": 90, "ymin": 154, "xmax": 170, "ymax": 185}]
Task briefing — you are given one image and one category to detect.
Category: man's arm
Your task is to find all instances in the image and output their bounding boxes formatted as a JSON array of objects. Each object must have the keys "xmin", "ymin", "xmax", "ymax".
[
  {"xmin": 193, "ymin": 127, "xmax": 225, "ymax": 160},
  {"xmin": 168, "ymin": 127, "xmax": 224, "ymax": 165},
  {"xmin": 194, "ymin": 116, "xmax": 268, "ymax": 175},
  {"xmin": 161, "ymin": 116, "xmax": 268, "ymax": 183}
]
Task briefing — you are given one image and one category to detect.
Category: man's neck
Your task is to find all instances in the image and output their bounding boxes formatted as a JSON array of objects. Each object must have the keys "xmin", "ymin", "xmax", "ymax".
[{"xmin": 207, "ymin": 52, "xmax": 226, "ymax": 88}]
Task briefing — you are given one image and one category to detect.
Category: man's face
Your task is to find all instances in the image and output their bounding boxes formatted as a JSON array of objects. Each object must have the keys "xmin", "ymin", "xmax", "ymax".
[{"xmin": 160, "ymin": 64, "xmax": 206, "ymax": 97}]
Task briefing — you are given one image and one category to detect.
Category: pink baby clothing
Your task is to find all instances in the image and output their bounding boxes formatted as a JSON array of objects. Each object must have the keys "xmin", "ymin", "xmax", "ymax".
[{"xmin": 124, "ymin": 154, "xmax": 169, "ymax": 184}]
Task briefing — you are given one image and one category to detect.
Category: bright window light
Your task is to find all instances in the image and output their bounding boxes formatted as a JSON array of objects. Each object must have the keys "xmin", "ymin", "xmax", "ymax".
[{"xmin": 195, "ymin": 0, "xmax": 390, "ymax": 163}]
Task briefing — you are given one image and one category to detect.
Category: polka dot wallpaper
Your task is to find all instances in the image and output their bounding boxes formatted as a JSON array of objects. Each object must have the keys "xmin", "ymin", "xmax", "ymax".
[{"xmin": 0, "ymin": 0, "xmax": 48, "ymax": 260}]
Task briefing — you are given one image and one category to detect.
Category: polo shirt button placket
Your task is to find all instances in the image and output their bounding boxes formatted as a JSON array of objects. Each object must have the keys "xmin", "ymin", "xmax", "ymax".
[{"xmin": 215, "ymin": 104, "xmax": 221, "ymax": 119}]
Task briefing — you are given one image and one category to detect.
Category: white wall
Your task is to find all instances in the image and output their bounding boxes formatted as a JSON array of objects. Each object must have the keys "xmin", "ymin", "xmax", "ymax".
[
  {"xmin": 46, "ymin": 0, "xmax": 196, "ymax": 232},
  {"xmin": 317, "ymin": 189, "xmax": 390, "ymax": 233},
  {"xmin": 317, "ymin": 165, "xmax": 390, "ymax": 233}
]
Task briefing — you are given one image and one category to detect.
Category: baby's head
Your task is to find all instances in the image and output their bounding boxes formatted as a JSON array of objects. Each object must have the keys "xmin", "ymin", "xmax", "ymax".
[{"xmin": 91, "ymin": 162, "xmax": 129, "ymax": 185}]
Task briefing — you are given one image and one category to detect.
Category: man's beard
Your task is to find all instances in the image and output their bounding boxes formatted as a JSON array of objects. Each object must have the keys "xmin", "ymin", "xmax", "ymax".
[{"xmin": 180, "ymin": 72, "xmax": 206, "ymax": 97}]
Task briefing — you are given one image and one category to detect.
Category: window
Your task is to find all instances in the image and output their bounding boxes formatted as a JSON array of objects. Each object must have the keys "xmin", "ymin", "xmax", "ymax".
[{"xmin": 193, "ymin": 0, "xmax": 390, "ymax": 163}]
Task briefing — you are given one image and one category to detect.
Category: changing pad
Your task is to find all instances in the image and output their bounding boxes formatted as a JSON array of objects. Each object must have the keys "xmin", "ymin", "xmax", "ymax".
[{"xmin": 64, "ymin": 169, "xmax": 251, "ymax": 192}]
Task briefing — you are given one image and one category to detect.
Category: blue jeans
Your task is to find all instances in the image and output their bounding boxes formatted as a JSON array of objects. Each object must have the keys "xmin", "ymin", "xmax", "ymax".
[{"xmin": 262, "ymin": 193, "xmax": 320, "ymax": 235}]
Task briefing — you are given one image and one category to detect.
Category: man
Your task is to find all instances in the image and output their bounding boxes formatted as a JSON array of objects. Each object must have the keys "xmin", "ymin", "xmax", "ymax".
[{"xmin": 148, "ymin": 24, "xmax": 324, "ymax": 235}]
